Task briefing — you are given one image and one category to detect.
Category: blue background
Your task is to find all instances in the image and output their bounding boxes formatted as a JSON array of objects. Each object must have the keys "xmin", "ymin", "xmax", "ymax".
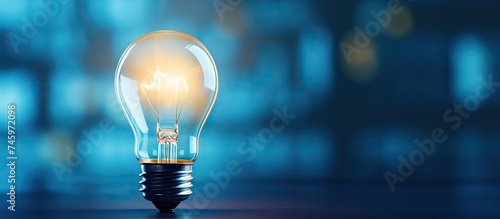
[{"xmin": 0, "ymin": 0, "xmax": 499, "ymax": 212}]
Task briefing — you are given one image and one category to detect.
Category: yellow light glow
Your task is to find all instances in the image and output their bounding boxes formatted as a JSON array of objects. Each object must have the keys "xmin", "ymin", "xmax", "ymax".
[
  {"xmin": 140, "ymin": 72, "xmax": 189, "ymax": 124},
  {"xmin": 141, "ymin": 72, "xmax": 188, "ymax": 90}
]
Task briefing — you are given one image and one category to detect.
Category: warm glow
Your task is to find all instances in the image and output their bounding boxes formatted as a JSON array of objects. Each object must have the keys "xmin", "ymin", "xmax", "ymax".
[
  {"xmin": 141, "ymin": 72, "xmax": 188, "ymax": 90},
  {"xmin": 140, "ymin": 72, "xmax": 189, "ymax": 124}
]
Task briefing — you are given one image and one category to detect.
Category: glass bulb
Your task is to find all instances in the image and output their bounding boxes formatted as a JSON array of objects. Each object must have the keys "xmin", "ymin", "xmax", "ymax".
[
  {"xmin": 115, "ymin": 30, "xmax": 218, "ymax": 164},
  {"xmin": 114, "ymin": 30, "xmax": 218, "ymax": 212}
]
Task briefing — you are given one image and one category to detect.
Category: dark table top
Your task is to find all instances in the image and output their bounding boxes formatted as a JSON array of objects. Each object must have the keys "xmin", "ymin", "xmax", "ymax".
[{"xmin": 3, "ymin": 182, "xmax": 500, "ymax": 219}]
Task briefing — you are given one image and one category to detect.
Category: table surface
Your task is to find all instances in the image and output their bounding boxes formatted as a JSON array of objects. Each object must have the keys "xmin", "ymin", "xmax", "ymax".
[{"xmin": 3, "ymin": 182, "xmax": 500, "ymax": 219}]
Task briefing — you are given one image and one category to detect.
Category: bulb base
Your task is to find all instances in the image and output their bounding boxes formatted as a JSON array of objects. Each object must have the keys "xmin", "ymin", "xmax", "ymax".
[{"xmin": 139, "ymin": 163, "xmax": 193, "ymax": 212}]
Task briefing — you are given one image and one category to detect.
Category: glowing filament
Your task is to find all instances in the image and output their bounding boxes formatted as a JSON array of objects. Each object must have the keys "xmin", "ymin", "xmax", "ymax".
[{"xmin": 140, "ymin": 72, "xmax": 188, "ymax": 127}]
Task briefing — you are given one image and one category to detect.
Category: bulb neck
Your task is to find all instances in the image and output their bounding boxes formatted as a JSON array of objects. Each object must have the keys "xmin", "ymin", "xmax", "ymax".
[
  {"xmin": 139, "ymin": 163, "xmax": 193, "ymax": 212},
  {"xmin": 156, "ymin": 126, "xmax": 179, "ymax": 163}
]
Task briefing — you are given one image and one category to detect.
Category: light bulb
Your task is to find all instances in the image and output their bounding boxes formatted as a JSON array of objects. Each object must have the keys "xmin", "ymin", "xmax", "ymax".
[{"xmin": 114, "ymin": 30, "xmax": 218, "ymax": 212}]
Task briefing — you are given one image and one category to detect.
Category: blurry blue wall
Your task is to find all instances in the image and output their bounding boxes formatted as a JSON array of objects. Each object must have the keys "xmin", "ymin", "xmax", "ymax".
[{"xmin": 0, "ymin": 0, "xmax": 499, "ymax": 195}]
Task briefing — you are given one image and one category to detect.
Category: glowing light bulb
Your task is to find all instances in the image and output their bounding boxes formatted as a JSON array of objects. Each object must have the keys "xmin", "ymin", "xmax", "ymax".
[{"xmin": 114, "ymin": 30, "xmax": 218, "ymax": 212}]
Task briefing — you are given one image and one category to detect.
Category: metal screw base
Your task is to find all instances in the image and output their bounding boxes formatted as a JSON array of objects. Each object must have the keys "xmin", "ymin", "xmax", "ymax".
[{"xmin": 139, "ymin": 164, "xmax": 193, "ymax": 212}]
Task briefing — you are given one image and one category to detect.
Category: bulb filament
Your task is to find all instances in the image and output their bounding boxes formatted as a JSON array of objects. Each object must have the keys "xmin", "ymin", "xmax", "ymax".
[{"xmin": 140, "ymin": 72, "xmax": 188, "ymax": 163}]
